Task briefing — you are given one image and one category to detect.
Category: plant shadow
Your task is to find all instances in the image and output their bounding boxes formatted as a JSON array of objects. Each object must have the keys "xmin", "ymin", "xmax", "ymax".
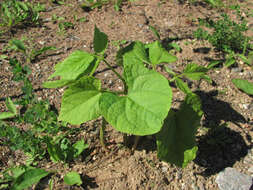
[
  {"xmin": 195, "ymin": 90, "xmax": 246, "ymax": 127},
  {"xmin": 193, "ymin": 47, "xmax": 211, "ymax": 54},
  {"xmin": 194, "ymin": 124, "xmax": 250, "ymax": 176},
  {"xmin": 193, "ymin": 90, "xmax": 250, "ymax": 176},
  {"xmin": 81, "ymin": 174, "xmax": 99, "ymax": 189}
]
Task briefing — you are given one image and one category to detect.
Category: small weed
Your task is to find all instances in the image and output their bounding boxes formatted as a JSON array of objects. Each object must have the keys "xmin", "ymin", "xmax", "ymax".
[
  {"xmin": 8, "ymin": 39, "xmax": 56, "ymax": 63},
  {"xmin": 194, "ymin": 7, "xmax": 252, "ymax": 66},
  {"xmin": 0, "ymin": 0, "xmax": 45, "ymax": 31},
  {"xmin": 1, "ymin": 55, "xmax": 88, "ymax": 163}
]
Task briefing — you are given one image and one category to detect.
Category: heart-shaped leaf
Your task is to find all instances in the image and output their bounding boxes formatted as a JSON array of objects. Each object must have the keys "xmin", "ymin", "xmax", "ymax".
[
  {"xmin": 156, "ymin": 93, "xmax": 202, "ymax": 168},
  {"xmin": 100, "ymin": 64, "xmax": 172, "ymax": 135},
  {"xmin": 43, "ymin": 50, "xmax": 95, "ymax": 88},
  {"xmin": 58, "ymin": 76, "xmax": 102, "ymax": 124},
  {"xmin": 122, "ymin": 41, "xmax": 149, "ymax": 67},
  {"xmin": 149, "ymin": 41, "xmax": 177, "ymax": 65}
]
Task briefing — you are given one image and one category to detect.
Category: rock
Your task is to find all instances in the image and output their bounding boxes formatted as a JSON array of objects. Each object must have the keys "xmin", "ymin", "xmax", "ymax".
[
  {"xmin": 215, "ymin": 167, "xmax": 253, "ymax": 190},
  {"xmin": 248, "ymin": 166, "xmax": 253, "ymax": 174}
]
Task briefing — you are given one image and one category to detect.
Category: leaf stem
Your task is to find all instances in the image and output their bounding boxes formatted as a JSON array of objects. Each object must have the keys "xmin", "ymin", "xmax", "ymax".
[
  {"xmin": 101, "ymin": 58, "xmax": 128, "ymax": 94},
  {"xmin": 100, "ymin": 117, "xmax": 107, "ymax": 149},
  {"xmin": 89, "ymin": 59, "xmax": 100, "ymax": 77},
  {"xmin": 169, "ymin": 74, "xmax": 183, "ymax": 82}
]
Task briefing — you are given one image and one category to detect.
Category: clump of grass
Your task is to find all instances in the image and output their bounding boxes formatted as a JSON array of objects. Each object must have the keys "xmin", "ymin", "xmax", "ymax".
[
  {"xmin": 194, "ymin": 13, "xmax": 250, "ymax": 54},
  {"xmin": 0, "ymin": 0, "xmax": 45, "ymax": 31}
]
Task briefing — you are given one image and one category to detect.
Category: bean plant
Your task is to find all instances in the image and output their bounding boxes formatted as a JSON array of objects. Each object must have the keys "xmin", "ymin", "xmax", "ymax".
[{"xmin": 44, "ymin": 26, "xmax": 211, "ymax": 167}]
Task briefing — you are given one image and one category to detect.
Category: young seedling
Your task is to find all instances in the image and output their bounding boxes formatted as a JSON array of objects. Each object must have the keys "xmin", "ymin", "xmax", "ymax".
[
  {"xmin": 194, "ymin": 8, "xmax": 252, "ymax": 67},
  {"xmin": 8, "ymin": 39, "xmax": 56, "ymax": 63},
  {"xmin": 44, "ymin": 26, "xmax": 206, "ymax": 167},
  {"xmin": 0, "ymin": 0, "xmax": 45, "ymax": 31}
]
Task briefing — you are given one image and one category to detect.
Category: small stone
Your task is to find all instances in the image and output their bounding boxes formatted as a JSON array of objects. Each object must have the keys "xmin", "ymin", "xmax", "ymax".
[
  {"xmin": 215, "ymin": 167, "xmax": 253, "ymax": 190},
  {"xmin": 243, "ymin": 156, "xmax": 252, "ymax": 164},
  {"xmin": 231, "ymin": 67, "xmax": 243, "ymax": 73},
  {"xmin": 248, "ymin": 166, "xmax": 253, "ymax": 173},
  {"xmin": 242, "ymin": 104, "xmax": 249, "ymax": 109},
  {"xmin": 161, "ymin": 166, "xmax": 168, "ymax": 173},
  {"xmin": 38, "ymin": 41, "xmax": 45, "ymax": 45}
]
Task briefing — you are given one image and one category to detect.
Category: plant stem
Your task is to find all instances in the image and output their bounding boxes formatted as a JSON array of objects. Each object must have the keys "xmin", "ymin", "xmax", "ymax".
[
  {"xmin": 100, "ymin": 117, "xmax": 107, "ymax": 149},
  {"xmin": 94, "ymin": 54, "xmax": 128, "ymax": 94},
  {"xmin": 102, "ymin": 58, "xmax": 128, "ymax": 94},
  {"xmin": 89, "ymin": 59, "xmax": 100, "ymax": 77},
  {"xmin": 169, "ymin": 73, "xmax": 183, "ymax": 82}
]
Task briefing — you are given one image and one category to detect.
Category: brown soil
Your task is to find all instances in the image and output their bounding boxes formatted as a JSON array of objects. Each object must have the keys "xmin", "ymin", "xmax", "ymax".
[{"xmin": 0, "ymin": 0, "xmax": 253, "ymax": 189}]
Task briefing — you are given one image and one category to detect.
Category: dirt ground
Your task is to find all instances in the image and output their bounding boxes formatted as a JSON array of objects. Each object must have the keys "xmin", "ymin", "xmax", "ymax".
[{"xmin": 0, "ymin": 0, "xmax": 253, "ymax": 189}]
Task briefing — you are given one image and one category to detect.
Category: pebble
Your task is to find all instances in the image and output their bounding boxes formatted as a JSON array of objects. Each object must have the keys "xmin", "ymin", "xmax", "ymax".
[
  {"xmin": 231, "ymin": 67, "xmax": 243, "ymax": 73},
  {"xmin": 215, "ymin": 167, "xmax": 253, "ymax": 190},
  {"xmin": 161, "ymin": 166, "xmax": 168, "ymax": 173},
  {"xmin": 248, "ymin": 166, "xmax": 253, "ymax": 173},
  {"xmin": 243, "ymin": 156, "xmax": 252, "ymax": 164}
]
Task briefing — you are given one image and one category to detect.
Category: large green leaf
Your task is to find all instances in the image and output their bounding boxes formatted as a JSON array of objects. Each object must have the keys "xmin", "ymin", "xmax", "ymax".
[
  {"xmin": 93, "ymin": 25, "xmax": 108, "ymax": 53},
  {"xmin": 64, "ymin": 172, "xmax": 82, "ymax": 186},
  {"xmin": 232, "ymin": 78, "xmax": 253, "ymax": 95},
  {"xmin": 11, "ymin": 168, "xmax": 49, "ymax": 190},
  {"xmin": 149, "ymin": 41, "xmax": 177, "ymax": 65},
  {"xmin": 43, "ymin": 50, "xmax": 95, "ymax": 88},
  {"xmin": 59, "ymin": 76, "xmax": 102, "ymax": 124},
  {"xmin": 100, "ymin": 64, "xmax": 172, "ymax": 135},
  {"xmin": 156, "ymin": 93, "xmax": 203, "ymax": 168},
  {"xmin": 122, "ymin": 41, "xmax": 149, "ymax": 67}
]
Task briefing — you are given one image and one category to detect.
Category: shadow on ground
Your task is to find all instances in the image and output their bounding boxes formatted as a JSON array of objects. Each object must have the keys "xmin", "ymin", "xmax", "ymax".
[
  {"xmin": 194, "ymin": 124, "xmax": 250, "ymax": 176},
  {"xmin": 194, "ymin": 90, "xmax": 249, "ymax": 176},
  {"xmin": 195, "ymin": 90, "xmax": 246, "ymax": 127}
]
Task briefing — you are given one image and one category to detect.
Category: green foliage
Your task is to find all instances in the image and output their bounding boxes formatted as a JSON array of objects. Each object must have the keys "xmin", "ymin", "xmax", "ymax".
[
  {"xmin": 94, "ymin": 25, "xmax": 108, "ymax": 54},
  {"xmin": 156, "ymin": 93, "xmax": 202, "ymax": 168},
  {"xmin": 46, "ymin": 137, "xmax": 88, "ymax": 163},
  {"xmin": 0, "ymin": 0, "xmax": 45, "ymax": 30},
  {"xmin": 44, "ymin": 26, "xmax": 204, "ymax": 167},
  {"xmin": 100, "ymin": 63, "xmax": 172, "ymax": 135},
  {"xmin": 194, "ymin": 13, "xmax": 249, "ymax": 53},
  {"xmin": 194, "ymin": 10, "xmax": 252, "ymax": 66},
  {"xmin": 81, "ymin": 0, "xmax": 110, "ymax": 10},
  {"xmin": 64, "ymin": 172, "xmax": 82, "ymax": 186},
  {"xmin": 232, "ymin": 78, "xmax": 253, "ymax": 95},
  {"xmin": 0, "ymin": 165, "xmax": 49, "ymax": 190},
  {"xmin": 9, "ymin": 39, "xmax": 56, "ymax": 63},
  {"xmin": 0, "ymin": 98, "xmax": 17, "ymax": 120},
  {"xmin": 44, "ymin": 26, "xmax": 175, "ymax": 136},
  {"xmin": 0, "ymin": 123, "xmax": 46, "ymax": 159},
  {"xmin": 58, "ymin": 22, "xmax": 74, "ymax": 32},
  {"xmin": 165, "ymin": 63, "xmax": 211, "ymax": 95},
  {"xmin": 1, "ymin": 58, "xmax": 88, "ymax": 163},
  {"xmin": 204, "ymin": 0, "xmax": 223, "ymax": 8}
]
